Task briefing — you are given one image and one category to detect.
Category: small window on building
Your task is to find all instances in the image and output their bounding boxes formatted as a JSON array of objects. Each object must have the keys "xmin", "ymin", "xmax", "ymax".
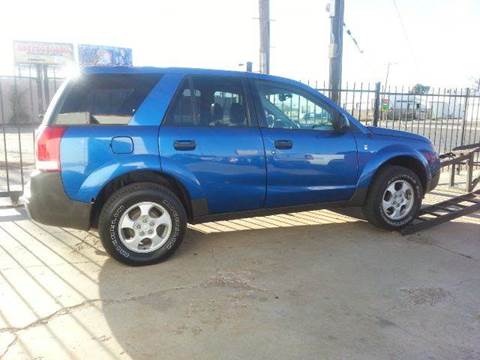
[{"xmin": 52, "ymin": 73, "xmax": 161, "ymax": 125}]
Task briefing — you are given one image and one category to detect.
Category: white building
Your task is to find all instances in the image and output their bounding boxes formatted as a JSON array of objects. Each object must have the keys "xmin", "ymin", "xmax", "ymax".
[{"xmin": 430, "ymin": 101, "xmax": 465, "ymax": 119}]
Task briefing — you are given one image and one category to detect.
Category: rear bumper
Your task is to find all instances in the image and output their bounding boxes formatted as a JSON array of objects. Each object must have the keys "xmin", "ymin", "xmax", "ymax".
[{"xmin": 24, "ymin": 171, "xmax": 91, "ymax": 230}]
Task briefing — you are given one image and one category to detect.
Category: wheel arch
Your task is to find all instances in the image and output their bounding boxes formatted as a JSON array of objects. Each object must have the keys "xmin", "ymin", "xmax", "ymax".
[
  {"xmin": 380, "ymin": 155, "xmax": 428, "ymax": 191},
  {"xmin": 352, "ymin": 151, "xmax": 429, "ymax": 206},
  {"xmin": 90, "ymin": 170, "xmax": 194, "ymax": 228}
]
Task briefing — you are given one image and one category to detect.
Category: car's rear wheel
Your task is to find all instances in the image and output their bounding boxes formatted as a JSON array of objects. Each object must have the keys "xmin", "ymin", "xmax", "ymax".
[
  {"xmin": 362, "ymin": 165, "xmax": 423, "ymax": 230},
  {"xmin": 98, "ymin": 182, "xmax": 187, "ymax": 266}
]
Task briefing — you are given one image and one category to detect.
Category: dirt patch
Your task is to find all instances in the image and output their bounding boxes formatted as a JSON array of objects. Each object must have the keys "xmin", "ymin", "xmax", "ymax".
[
  {"xmin": 401, "ymin": 287, "xmax": 451, "ymax": 306},
  {"xmin": 202, "ymin": 271, "xmax": 266, "ymax": 292}
]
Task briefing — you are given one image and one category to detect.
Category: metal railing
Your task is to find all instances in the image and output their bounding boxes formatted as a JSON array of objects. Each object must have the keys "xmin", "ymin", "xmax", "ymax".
[
  {"xmin": 1, "ymin": 74, "xmax": 479, "ymax": 203},
  {"xmin": 440, "ymin": 142, "xmax": 480, "ymax": 192},
  {"xmin": 0, "ymin": 73, "xmax": 62, "ymax": 202},
  {"xmin": 307, "ymin": 81, "xmax": 480, "ymax": 156}
]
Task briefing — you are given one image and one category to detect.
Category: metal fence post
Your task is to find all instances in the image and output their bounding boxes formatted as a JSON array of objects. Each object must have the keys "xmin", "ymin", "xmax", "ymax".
[
  {"xmin": 373, "ymin": 82, "xmax": 381, "ymax": 127},
  {"xmin": 35, "ymin": 64, "xmax": 44, "ymax": 115},
  {"xmin": 466, "ymin": 153, "xmax": 473, "ymax": 192},
  {"xmin": 0, "ymin": 80, "xmax": 12, "ymax": 195},
  {"xmin": 449, "ymin": 163, "xmax": 456, "ymax": 187},
  {"xmin": 460, "ymin": 88, "xmax": 470, "ymax": 146}
]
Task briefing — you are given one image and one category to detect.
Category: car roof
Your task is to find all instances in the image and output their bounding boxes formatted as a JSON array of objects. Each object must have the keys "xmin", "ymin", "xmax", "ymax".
[{"xmin": 81, "ymin": 66, "xmax": 298, "ymax": 84}]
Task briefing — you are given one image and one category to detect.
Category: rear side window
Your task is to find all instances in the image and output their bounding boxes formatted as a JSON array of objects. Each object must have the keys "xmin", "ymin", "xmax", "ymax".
[
  {"xmin": 164, "ymin": 76, "xmax": 249, "ymax": 127},
  {"xmin": 52, "ymin": 74, "xmax": 161, "ymax": 125}
]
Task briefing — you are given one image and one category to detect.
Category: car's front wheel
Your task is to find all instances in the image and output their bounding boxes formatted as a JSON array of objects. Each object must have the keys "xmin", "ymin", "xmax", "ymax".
[
  {"xmin": 363, "ymin": 165, "xmax": 423, "ymax": 230},
  {"xmin": 98, "ymin": 182, "xmax": 187, "ymax": 266}
]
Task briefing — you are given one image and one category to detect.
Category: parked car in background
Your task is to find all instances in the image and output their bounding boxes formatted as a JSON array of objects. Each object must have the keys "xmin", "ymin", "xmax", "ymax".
[{"xmin": 25, "ymin": 67, "xmax": 440, "ymax": 265}]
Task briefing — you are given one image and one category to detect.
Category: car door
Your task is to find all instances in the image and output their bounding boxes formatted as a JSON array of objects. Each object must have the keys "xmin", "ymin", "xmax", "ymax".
[
  {"xmin": 251, "ymin": 79, "xmax": 359, "ymax": 208},
  {"xmin": 159, "ymin": 75, "xmax": 266, "ymax": 214}
]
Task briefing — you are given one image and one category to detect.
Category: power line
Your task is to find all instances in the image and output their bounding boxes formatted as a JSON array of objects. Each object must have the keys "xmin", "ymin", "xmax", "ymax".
[
  {"xmin": 343, "ymin": 22, "xmax": 363, "ymax": 54},
  {"xmin": 392, "ymin": 0, "xmax": 417, "ymax": 65}
]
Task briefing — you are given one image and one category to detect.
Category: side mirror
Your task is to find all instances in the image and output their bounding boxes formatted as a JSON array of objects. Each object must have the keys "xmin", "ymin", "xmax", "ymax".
[{"xmin": 334, "ymin": 114, "xmax": 349, "ymax": 132}]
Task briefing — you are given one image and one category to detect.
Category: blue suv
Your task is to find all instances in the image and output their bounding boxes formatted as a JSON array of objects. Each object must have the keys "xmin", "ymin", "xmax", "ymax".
[{"xmin": 25, "ymin": 67, "xmax": 440, "ymax": 265}]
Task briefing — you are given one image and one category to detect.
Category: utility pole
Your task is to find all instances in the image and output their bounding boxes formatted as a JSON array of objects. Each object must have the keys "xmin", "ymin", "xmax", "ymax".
[
  {"xmin": 328, "ymin": 0, "xmax": 344, "ymax": 104},
  {"xmin": 259, "ymin": 0, "xmax": 270, "ymax": 74},
  {"xmin": 42, "ymin": 65, "xmax": 50, "ymax": 106},
  {"xmin": 35, "ymin": 64, "xmax": 44, "ymax": 115},
  {"xmin": 384, "ymin": 62, "xmax": 397, "ymax": 90},
  {"xmin": 384, "ymin": 62, "xmax": 391, "ymax": 90}
]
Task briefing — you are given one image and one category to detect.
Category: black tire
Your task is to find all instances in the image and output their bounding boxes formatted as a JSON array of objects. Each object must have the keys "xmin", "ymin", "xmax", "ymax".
[
  {"xmin": 98, "ymin": 182, "xmax": 187, "ymax": 266},
  {"xmin": 362, "ymin": 165, "xmax": 423, "ymax": 230}
]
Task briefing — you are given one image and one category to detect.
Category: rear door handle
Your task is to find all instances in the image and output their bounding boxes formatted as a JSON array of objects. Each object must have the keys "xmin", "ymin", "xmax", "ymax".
[
  {"xmin": 174, "ymin": 140, "xmax": 196, "ymax": 151},
  {"xmin": 274, "ymin": 139, "xmax": 293, "ymax": 150}
]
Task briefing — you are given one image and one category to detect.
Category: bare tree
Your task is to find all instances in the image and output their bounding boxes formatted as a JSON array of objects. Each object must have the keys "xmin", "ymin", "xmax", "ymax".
[
  {"xmin": 8, "ymin": 86, "xmax": 29, "ymax": 124},
  {"xmin": 473, "ymin": 77, "xmax": 480, "ymax": 93}
]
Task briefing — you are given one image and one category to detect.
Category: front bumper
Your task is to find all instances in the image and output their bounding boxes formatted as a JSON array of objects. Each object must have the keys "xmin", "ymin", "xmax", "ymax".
[
  {"xmin": 427, "ymin": 170, "xmax": 440, "ymax": 193},
  {"xmin": 24, "ymin": 171, "xmax": 91, "ymax": 230}
]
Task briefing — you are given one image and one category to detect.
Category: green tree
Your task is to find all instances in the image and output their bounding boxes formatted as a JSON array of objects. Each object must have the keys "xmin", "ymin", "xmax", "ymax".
[{"xmin": 410, "ymin": 83, "xmax": 430, "ymax": 95}]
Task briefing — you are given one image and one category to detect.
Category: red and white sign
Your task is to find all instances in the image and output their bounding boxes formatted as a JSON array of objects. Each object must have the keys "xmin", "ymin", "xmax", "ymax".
[{"xmin": 13, "ymin": 41, "xmax": 75, "ymax": 65}]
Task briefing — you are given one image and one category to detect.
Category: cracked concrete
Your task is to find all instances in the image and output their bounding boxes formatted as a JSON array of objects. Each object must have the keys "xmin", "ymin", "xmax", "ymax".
[
  {"xmin": 0, "ymin": 189, "xmax": 479, "ymax": 359},
  {"xmin": 0, "ymin": 299, "xmax": 103, "ymax": 335}
]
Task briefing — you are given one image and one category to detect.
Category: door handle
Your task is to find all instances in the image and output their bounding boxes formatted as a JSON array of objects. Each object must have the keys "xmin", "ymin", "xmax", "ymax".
[
  {"xmin": 274, "ymin": 139, "xmax": 293, "ymax": 150},
  {"xmin": 174, "ymin": 140, "xmax": 196, "ymax": 151}
]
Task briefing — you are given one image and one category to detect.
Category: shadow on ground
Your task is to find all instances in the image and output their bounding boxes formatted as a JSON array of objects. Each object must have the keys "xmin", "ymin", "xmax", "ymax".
[
  {"xmin": 96, "ymin": 217, "xmax": 479, "ymax": 359},
  {"xmin": 0, "ymin": 206, "xmax": 479, "ymax": 359}
]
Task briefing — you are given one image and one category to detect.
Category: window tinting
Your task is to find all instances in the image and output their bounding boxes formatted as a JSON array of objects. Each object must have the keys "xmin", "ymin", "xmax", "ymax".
[
  {"xmin": 255, "ymin": 80, "xmax": 336, "ymax": 131},
  {"xmin": 164, "ymin": 76, "xmax": 248, "ymax": 127},
  {"xmin": 164, "ymin": 81, "xmax": 196, "ymax": 126},
  {"xmin": 53, "ymin": 74, "xmax": 161, "ymax": 125}
]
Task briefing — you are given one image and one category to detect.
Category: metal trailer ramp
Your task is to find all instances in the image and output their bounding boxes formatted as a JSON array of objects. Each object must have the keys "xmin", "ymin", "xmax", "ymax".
[
  {"xmin": 400, "ymin": 142, "xmax": 480, "ymax": 235},
  {"xmin": 0, "ymin": 191, "xmax": 22, "ymax": 208},
  {"xmin": 400, "ymin": 189, "xmax": 480, "ymax": 235}
]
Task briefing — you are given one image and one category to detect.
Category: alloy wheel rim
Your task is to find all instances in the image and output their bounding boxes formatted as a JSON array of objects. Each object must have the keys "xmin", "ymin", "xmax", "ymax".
[
  {"xmin": 118, "ymin": 201, "xmax": 172, "ymax": 253},
  {"xmin": 381, "ymin": 180, "xmax": 415, "ymax": 221}
]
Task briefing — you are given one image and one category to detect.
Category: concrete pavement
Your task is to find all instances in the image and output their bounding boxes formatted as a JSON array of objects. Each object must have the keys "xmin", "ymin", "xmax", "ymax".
[{"xmin": 0, "ymin": 187, "xmax": 479, "ymax": 359}]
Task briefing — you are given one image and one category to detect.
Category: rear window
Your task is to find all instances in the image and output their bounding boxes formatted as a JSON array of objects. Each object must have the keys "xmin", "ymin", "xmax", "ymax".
[{"xmin": 51, "ymin": 73, "xmax": 161, "ymax": 125}]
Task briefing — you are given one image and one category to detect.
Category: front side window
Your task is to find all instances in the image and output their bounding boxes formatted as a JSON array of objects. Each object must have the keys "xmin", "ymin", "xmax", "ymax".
[
  {"xmin": 255, "ymin": 80, "xmax": 337, "ymax": 131},
  {"xmin": 164, "ymin": 76, "xmax": 249, "ymax": 127},
  {"xmin": 52, "ymin": 73, "xmax": 161, "ymax": 125}
]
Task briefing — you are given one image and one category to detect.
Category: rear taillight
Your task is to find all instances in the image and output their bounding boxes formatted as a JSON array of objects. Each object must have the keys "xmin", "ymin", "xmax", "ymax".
[{"xmin": 35, "ymin": 126, "xmax": 66, "ymax": 172}]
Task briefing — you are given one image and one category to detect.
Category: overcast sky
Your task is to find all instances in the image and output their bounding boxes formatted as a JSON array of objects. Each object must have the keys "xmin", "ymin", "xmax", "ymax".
[{"xmin": 0, "ymin": 0, "xmax": 478, "ymax": 88}]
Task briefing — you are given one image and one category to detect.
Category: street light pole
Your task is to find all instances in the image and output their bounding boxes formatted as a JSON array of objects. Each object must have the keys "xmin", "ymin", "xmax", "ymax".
[{"xmin": 328, "ymin": 0, "xmax": 344, "ymax": 105}]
